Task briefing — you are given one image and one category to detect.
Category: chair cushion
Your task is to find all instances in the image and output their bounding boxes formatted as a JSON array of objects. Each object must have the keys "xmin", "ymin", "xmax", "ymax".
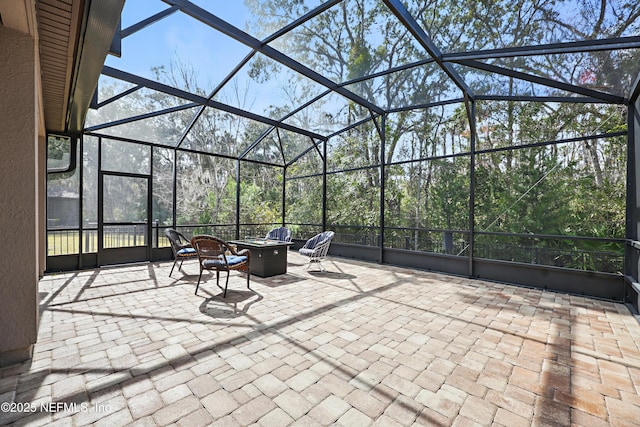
[
  {"xmin": 299, "ymin": 248, "xmax": 315, "ymax": 256},
  {"xmin": 177, "ymin": 247, "xmax": 196, "ymax": 255},
  {"xmin": 226, "ymin": 255, "xmax": 247, "ymax": 265},
  {"xmin": 202, "ymin": 255, "xmax": 247, "ymax": 268}
]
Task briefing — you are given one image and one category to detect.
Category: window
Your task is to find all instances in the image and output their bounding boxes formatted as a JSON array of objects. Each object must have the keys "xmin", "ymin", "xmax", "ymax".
[{"xmin": 47, "ymin": 134, "xmax": 76, "ymax": 173}]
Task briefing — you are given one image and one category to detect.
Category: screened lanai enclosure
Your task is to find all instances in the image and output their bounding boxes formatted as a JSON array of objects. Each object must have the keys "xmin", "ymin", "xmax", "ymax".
[{"xmin": 45, "ymin": 0, "xmax": 640, "ymax": 307}]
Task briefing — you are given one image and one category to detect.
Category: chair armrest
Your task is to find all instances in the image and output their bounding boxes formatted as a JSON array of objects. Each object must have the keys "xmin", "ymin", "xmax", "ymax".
[
  {"xmin": 236, "ymin": 248, "xmax": 251, "ymax": 262},
  {"xmin": 227, "ymin": 244, "xmax": 250, "ymax": 261}
]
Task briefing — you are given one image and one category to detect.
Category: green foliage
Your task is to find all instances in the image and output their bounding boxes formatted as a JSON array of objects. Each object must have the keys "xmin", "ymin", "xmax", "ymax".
[{"xmin": 77, "ymin": 0, "xmax": 634, "ymax": 274}]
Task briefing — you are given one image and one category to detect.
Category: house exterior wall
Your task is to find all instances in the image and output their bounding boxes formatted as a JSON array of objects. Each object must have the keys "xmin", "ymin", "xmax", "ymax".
[{"xmin": 0, "ymin": 25, "xmax": 40, "ymax": 366}]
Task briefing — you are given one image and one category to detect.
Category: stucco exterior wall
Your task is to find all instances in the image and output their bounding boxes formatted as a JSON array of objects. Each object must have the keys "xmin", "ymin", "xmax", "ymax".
[
  {"xmin": 38, "ymin": 134, "xmax": 46, "ymax": 278},
  {"xmin": 0, "ymin": 25, "xmax": 39, "ymax": 366}
]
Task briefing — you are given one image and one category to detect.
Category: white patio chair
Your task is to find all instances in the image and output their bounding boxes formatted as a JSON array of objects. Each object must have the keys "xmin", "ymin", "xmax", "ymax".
[{"xmin": 299, "ymin": 231, "xmax": 334, "ymax": 271}]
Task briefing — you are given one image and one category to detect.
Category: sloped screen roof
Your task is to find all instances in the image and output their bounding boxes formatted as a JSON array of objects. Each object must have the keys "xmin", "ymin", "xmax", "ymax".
[{"xmin": 84, "ymin": 0, "xmax": 640, "ymax": 165}]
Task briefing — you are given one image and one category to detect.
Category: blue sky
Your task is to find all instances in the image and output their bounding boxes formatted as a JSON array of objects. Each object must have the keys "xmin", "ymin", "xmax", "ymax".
[
  {"xmin": 103, "ymin": 0, "xmax": 340, "ymax": 120},
  {"xmin": 106, "ymin": 0, "xmax": 254, "ymax": 89}
]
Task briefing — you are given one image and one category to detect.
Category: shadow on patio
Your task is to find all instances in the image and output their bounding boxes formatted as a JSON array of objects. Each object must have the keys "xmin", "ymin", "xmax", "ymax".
[{"xmin": 1, "ymin": 252, "xmax": 639, "ymax": 426}]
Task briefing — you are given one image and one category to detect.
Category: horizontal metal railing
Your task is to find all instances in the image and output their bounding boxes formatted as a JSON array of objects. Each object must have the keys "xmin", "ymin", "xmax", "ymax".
[
  {"xmin": 47, "ymin": 222, "xmax": 285, "ymax": 256},
  {"xmin": 102, "ymin": 222, "xmax": 148, "ymax": 248},
  {"xmin": 323, "ymin": 224, "xmax": 623, "ymax": 273},
  {"xmin": 47, "ymin": 222, "xmax": 624, "ymax": 273}
]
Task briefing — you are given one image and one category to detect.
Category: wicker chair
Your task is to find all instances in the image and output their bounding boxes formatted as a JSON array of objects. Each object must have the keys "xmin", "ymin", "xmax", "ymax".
[
  {"xmin": 265, "ymin": 226, "xmax": 292, "ymax": 242},
  {"xmin": 165, "ymin": 228, "xmax": 197, "ymax": 277},
  {"xmin": 299, "ymin": 231, "xmax": 334, "ymax": 271},
  {"xmin": 190, "ymin": 235, "xmax": 251, "ymax": 297}
]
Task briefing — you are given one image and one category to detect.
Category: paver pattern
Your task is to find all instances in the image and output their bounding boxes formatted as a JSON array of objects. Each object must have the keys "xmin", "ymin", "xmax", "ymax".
[{"xmin": 1, "ymin": 253, "xmax": 640, "ymax": 426}]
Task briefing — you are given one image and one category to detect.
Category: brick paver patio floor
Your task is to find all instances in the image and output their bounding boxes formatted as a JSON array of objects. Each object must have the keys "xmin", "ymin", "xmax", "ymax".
[{"xmin": 1, "ymin": 253, "xmax": 640, "ymax": 426}]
